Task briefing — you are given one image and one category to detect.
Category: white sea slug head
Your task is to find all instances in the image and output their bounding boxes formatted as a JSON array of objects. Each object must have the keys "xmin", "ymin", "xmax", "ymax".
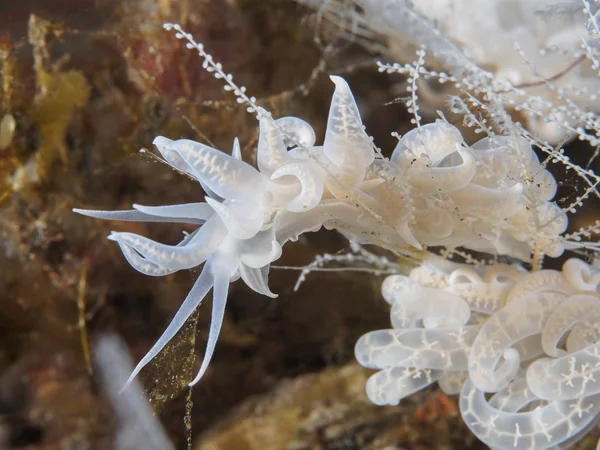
[
  {"xmin": 73, "ymin": 73, "xmax": 388, "ymax": 389},
  {"xmin": 73, "ymin": 106, "xmax": 330, "ymax": 389}
]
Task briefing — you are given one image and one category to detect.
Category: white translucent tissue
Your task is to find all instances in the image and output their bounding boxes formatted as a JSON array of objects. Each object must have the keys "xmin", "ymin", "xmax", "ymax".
[
  {"xmin": 356, "ymin": 257, "xmax": 600, "ymax": 449},
  {"xmin": 74, "ymin": 76, "xmax": 564, "ymax": 392}
]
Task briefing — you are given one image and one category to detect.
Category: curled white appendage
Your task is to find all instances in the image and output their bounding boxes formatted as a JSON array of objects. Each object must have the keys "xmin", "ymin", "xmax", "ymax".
[
  {"xmin": 527, "ymin": 341, "xmax": 600, "ymax": 401},
  {"xmin": 189, "ymin": 259, "xmax": 232, "ymax": 386},
  {"xmin": 563, "ymin": 259, "xmax": 600, "ymax": 293},
  {"xmin": 390, "ymin": 284, "xmax": 470, "ymax": 329},
  {"xmin": 73, "ymin": 207, "xmax": 205, "ymax": 224},
  {"xmin": 406, "ymin": 145, "xmax": 476, "ymax": 194},
  {"xmin": 164, "ymin": 139, "xmax": 266, "ymax": 200},
  {"xmin": 122, "ymin": 266, "xmax": 214, "ymax": 390},
  {"xmin": 542, "ymin": 295, "xmax": 600, "ymax": 357},
  {"xmin": 355, "ymin": 326, "xmax": 478, "ymax": 370},
  {"xmin": 108, "ymin": 218, "xmax": 227, "ymax": 270},
  {"xmin": 447, "ymin": 267, "xmax": 513, "ymax": 314},
  {"xmin": 381, "ymin": 274, "xmax": 414, "ymax": 304},
  {"xmin": 469, "ymin": 292, "xmax": 564, "ymax": 392},
  {"xmin": 460, "ymin": 379, "xmax": 600, "ymax": 450},
  {"xmin": 275, "ymin": 116, "xmax": 316, "ymax": 149},
  {"xmin": 324, "ymin": 76, "xmax": 374, "ymax": 169},
  {"xmin": 366, "ymin": 366, "xmax": 442, "ymax": 406},
  {"xmin": 392, "ymin": 121, "xmax": 463, "ymax": 169},
  {"xmin": 392, "ymin": 219, "xmax": 423, "ymax": 250},
  {"xmin": 271, "ymin": 162, "xmax": 324, "ymax": 212},
  {"xmin": 205, "ymin": 197, "xmax": 264, "ymax": 240},
  {"xmin": 488, "ymin": 378, "xmax": 538, "ymax": 413}
]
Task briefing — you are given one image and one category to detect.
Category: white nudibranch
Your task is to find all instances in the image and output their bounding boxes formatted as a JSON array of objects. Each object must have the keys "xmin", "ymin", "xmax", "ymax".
[{"xmin": 74, "ymin": 76, "xmax": 565, "ymax": 389}]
